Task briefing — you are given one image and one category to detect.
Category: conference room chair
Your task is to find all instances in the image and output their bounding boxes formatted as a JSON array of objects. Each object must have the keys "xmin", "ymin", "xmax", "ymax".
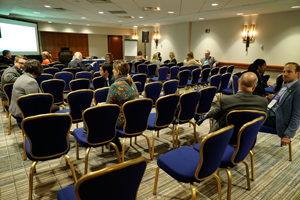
[
  {"xmin": 126, "ymin": 62, "xmax": 133, "ymax": 74},
  {"xmin": 132, "ymin": 74, "xmax": 147, "ymax": 93},
  {"xmin": 134, "ymin": 81, "xmax": 141, "ymax": 92},
  {"xmin": 93, "ymin": 71, "xmax": 100, "ymax": 78},
  {"xmin": 137, "ymin": 64, "xmax": 147, "ymax": 74},
  {"xmin": 233, "ymin": 71, "xmax": 242, "ymax": 78},
  {"xmin": 53, "ymin": 64, "xmax": 66, "ymax": 71},
  {"xmin": 198, "ymin": 68, "xmax": 210, "ymax": 87},
  {"xmin": 167, "ymin": 66, "xmax": 179, "ymax": 80},
  {"xmin": 35, "ymin": 73, "xmax": 53, "ymax": 88},
  {"xmin": 162, "ymin": 80, "xmax": 179, "ymax": 96},
  {"xmin": 149, "ymin": 67, "xmax": 168, "ymax": 83},
  {"xmin": 3, "ymin": 83, "xmax": 14, "ymax": 135},
  {"xmin": 222, "ymin": 75, "xmax": 239, "ymax": 95},
  {"xmin": 62, "ymin": 68, "xmax": 77, "ymax": 77},
  {"xmin": 48, "ymin": 63, "xmax": 55, "ymax": 67},
  {"xmin": 174, "ymin": 91, "xmax": 201, "ymax": 148},
  {"xmin": 154, "ymin": 125, "xmax": 234, "ymax": 200},
  {"xmin": 42, "ymin": 64, "xmax": 49, "ymax": 69},
  {"xmin": 56, "ymin": 89, "xmax": 93, "ymax": 129},
  {"xmin": 178, "ymin": 70, "xmax": 190, "ymax": 90},
  {"xmin": 219, "ymin": 66, "xmax": 228, "ymax": 75},
  {"xmin": 265, "ymin": 74, "xmax": 283, "ymax": 94},
  {"xmin": 194, "ymin": 116, "xmax": 264, "ymax": 200},
  {"xmin": 210, "ymin": 67, "xmax": 220, "ymax": 77},
  {"xmin": 148, "ymin": 94, "xmax": 179, "ymax": 157},
  {"xmin": 52, "ymin": 61, "xmax": 61, "ymax": 64},
  {"xmin": 43, "ymin": 67, "xmax": 60, "ymax": 76},
  {"xmin": 163, "ymin": 59, "xmax": 170, "ymax": 64},
  {"xmin": 133, "ymin": 61, "xmax": 142, "ymax": 73},
  {"xmin": 189, "ymin": 65, "xmax": 200, "ymax": 78},
  {"xmin": 69, "ymin": 78, "xmax": 91, "ymax": 91},
  {"xmin": 73, "ymin": 105, "xmax": 121, "ymax": 174},
  {"xmin": 147, "ymin": 64, "xmax": 157, "ymax": 77},
  {"xmin": 40, "ymin": 79, "xmax": 66, "ymax": 110},
  {"xmin": 144, "ymin": 60, "xmax": 150, "ymax": 64},
  {"xmin": 82, "ymin": 56, "xmax": 86, "ymax": 59},
  {"xmin": 262, "ymin": 74, "xmax": 270, "ymax": 83},
  {"xmin": 116, "ymin": 98, "xmax": 153, "ymax": 162},
  {"xmin": 139, "ymin": 59, "xmax": 145, "ymax": 63},
  {"xmin": 0, "ymin": 69, "xmax": 5, "ymax": 77},
  {"xmin": 57, "ymin": 156, "xmax": 147, "ymax": 200},
  {"xmin": 202, "ymin": 64, "xmax": 210, "ymax": 69},
  {"xmin": 0, "ymin": 66, "xmax": 8, "ymax": 71},
  {"xmin": 177, "ymin": 62, "xmax": 183, "ymax": 67},
  {"xmin": 179, "ymin": 66, "xmax": 190, "ymax": 71},
  {"xmin": 75, "ymin": 71, "xmax": 92, "ymax": 81},
  {"xmin": 22, "ymin": 113, "xmax": 77, "ymax": 200},
  {"xmin": 144, "ymin": 82, "xmax": 162, "ymax": 106},
  {"xmin": 217, "ymin": 73, "xmax": 232, "ymax": 98},
  {"xmin": 195, "ymin": 86, "xmax": 217, "ymax": 122},
  {"xmin": 209, "ymin": 74, "xmax": 222, "ymax": 90},
  {"xmin": 227, "ymin": 65, "xmax": 235, "ymax": 73},
  {"xmin": 94, "ymin": 87, "xmax": 109, "ymax": 104},
  {"xmin": 54, "ymin": 72, "xmax": 74, "ymax": 92},
  {"xmin": 160, "ymin": 64, "xmax": 168, "ymax": 68},
  {"xmin": 91, "ymin": 56, "xmax": 98, "ymax": 59},
  {"xmin": 167, "ymin": 63, "xmax": 176, "ymax": 73},
  {"xmin": 17, "ymin": 93, "xmax": 54, "ymax": 160},
  {"xmin": 187, "ymin": 68, "xmax": 201, "ymax": 88},
  {"xmin": 92, "ymin": 76, "xmax": 105, "ymax": 90}
]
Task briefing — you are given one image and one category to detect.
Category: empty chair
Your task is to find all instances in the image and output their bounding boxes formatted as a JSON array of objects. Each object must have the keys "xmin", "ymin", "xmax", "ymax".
[
  {"xmin": 42, "ymin": 64, "xmax": 49, "ymax": 69},
  {"xmin": 163, "ymin": 59, "xmax": 170, "ymax": 64},
  {"xmin": 53, "ymin": 64, "xmax": 66, "ymax": 71},
  {"xmin": 93, "ymin": 71, "xmax": 100, "ymax": 78},
  {"xmin": 94, "ymin": 87, "xmax": 110, "ymax": 104},
  {"xmin": 265, "ymin": 74, "xmax": 283, "ymax": 94},
  {"xmin": 187, "ymin": 68, "xmax": 201, "ymax": 88},
  {"xmin": 233, "ymin": 71, "xmax": 242, "ymax": 78},
  {"xmin": 195, "ymin": 87, "xmax": 217, "ymax": 119},
  {"xmin": 222, "ymin": 75, "xmax": 239, "ymax": 95},
  {"xmin": 127, "ymin": 62, "xmax": 133, "ymax": 73},
  {"xmin": 180, "ymin": 66, "xmax": 190, "ymax": 71},
  {"xmin": 43, "ymin": 67, "xmax": 59, "ymax": 76},
  {"xmin": 132, "ymin": 74, "xmax": 147, "ymax": 93},
  {"xmin": 150, "ymin": 67, "xmax": 168, "ymax": 82},
  {"xmin": 202, "ymin": 64, "xmax": 210, "ymax": 69},
  {"xmin": 211, "ymin": 67, "xmax": 219, "ymax": 77},
  {"xmin": 147, "ymin": 64, "xmax": 157, "ymax": 77},
  {"xmin": 262, "ymin": 74, "xmax": 270, "ymax": 83},
  {"xmin": 41, "ymin": 79, "xmax": 66, "ymax": 109},
  {"xmin": 163, "ymin": 80, "xmax": 179, "ymax": 96},
  {"xmin": 69, "ymin": 79, "xmax": 91, "ymax": 91},
  {"xmin": 198, "ymin": 68, "xmax": 210, "ymax": 86},
  {"xmin": 177, "ymin": 62, "xmax": 183, "ymax": 67},
  {"xmin": 227, "ymin": 65, "xmax": 234, "ymax": 73},
  {"xmin": 75, "ymin": 71, "xmax": 92, "ymax": 80},
  {"xmin": 35, "ymin": 73, "xmax": 53, "ymax": 87},
  {"xmin": 47, "ymin": 63, "xmax": 55, "ymax": 67},
  {"xmin": 178, "ymin": 70, "xmax": 190, "ymax": 89},
  {"xmin": 133, "ymin": 61, "xmax": 142, "ymax": 73},
  {"xmin": 62, "ymin": 68, "xmax": 77, "ymax": 77},
  {"xmin": 168, "ymin": 66, "xmax": 180, "ymax": 80},
  {"xmin": 218, "ymin": 73, "xmax": 232, "ymax": 94},
  {"xmin": 54, "ymin": 72, "xmax": 74, "ymax": 92},
  {"xmin": 209, "ymin": 74, "xmax": 222, "ymax": 89},
  {"xmin": 144, "ymin": 61, "xmax": 150, "ymax": 64},
  {"xmin": 144, "ymin": 82, "xmax": 163, "ymax": 105},
  {"xmin": 189, "ymin": 65, "xmax": 200, "ymax": 77},
  {"xmin": 168, "ymin": 63, "xmax": 176, "ymax": 70},
  {"xmin": 137, "ymin": 64, "xmax": 147, "ymax": 74},
  {"xmin": 219, "ymin": 66, "xmax": 227, "ymax": 74},
  {"xmin": 92, "ymin": 76, "xmax": 105, "ymax": 90}
]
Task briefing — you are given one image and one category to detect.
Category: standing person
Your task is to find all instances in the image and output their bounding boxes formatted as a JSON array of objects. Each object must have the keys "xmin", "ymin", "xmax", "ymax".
[
  {"xmin": 169, "ymin": 52, "xmax": 177, "ymax": 65},
  {"xmin": 135, "ymin": 51, "xmax": 147, "ymax": 61},
  {"xmin": 157, "ymin": 52, "xmax": 162, "ymax": 62},
  {"xmin": 105, "ymin": 53, "xmax": 114, "ymax": 67},
  {"xmin": 42, "ymin": 51, "xmax": 52, "ymax": 65},
  {"xmin": 69, "ymin": 52, "xmax": 96, "ymax": 72},
  {"xmin": 99, "ymin": 63, "xmax": 115, "ymax": 87},
  {"xmin": 200, "ymin": 50, "xmax": 219, "ymax": 68},
  {"xmin": 151, "ymin": 53, "xmax": 161, "ymax": 77},
  {"xmin": 183, "ymin": 52, "xmax": 201, "ymax": 67},
  {"xmin": 0, "ymin": 50, "xmax": 14, "ymax": 66}
]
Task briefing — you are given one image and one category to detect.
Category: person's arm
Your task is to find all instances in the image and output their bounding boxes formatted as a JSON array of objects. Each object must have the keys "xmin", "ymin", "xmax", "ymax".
[
  {"xmin": 4, "ymin": 72, "xmax": 18, "ymax": 83},
  {"xmin": 207, "ymin": 99, "xmax": 223, "ymax": 120},
  {"xmin": 193, "ymin": 60, "xmax": 202, "ymax": 67},
  {"xmin": 141, "ymin": 56, "xmax": 147, "ymax": 61},
  {"xmin": 212, "ymin": 57, "xmax": 219, "ymax": 67}
]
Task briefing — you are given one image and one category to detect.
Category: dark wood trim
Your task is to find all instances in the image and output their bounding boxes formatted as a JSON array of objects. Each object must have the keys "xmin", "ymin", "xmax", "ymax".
[{"xmin": 219, "ymin": 62, "xmax": 284, "ymax": 72}]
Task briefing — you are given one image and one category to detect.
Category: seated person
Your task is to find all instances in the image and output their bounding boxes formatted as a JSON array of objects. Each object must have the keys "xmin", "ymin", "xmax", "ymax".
[
  {"xmin": 151, "ymin": 53, "xmax": 161, "ymax": 77},
  {"xmin": 200, "ymin": 50, "xmax": 219, "ymax": 68},
  {"xmin": 197, "ymin": 72, "xmax": 268, "ymax": 133},
  {"xmin": 9, "ymin": 59, "xmax": 43, "ymax": 122},
  {"xmin": 169, "ymin": 52, "xmax": 177, "ymax": 65},
  {"xmin": 42, "ymin": 51, "xmax": 52, "ymax": 65},
  {"xmin": 263, "ymin": 62, "xmax": 300, "ymax": 146},
  {"xmin": 99, "ymin": 62, "xmax": 115, "ymax": 87},
  {"xmin": 1, "ymin": 55, "xmax": 27, "ymax": 107},
  {"xmin": 69, "ymin": 52, "xmax": 96, "ymax": 72},
  {"xmin": 157, "ymin": 52, "xmax": 162, "ymax": 62},
  {"xmin": 0, "ymin": 50, "xmax": 14, "ymax": 66},
  {"xmin": 183, "ymin": 52, "xmax": 202, "ymax": 67},
  {"xmin": 105, "ymin": 53, "xmax": 114, "ymax": 67},
  {"xmin": 135, "ymin": 51, "xmax": 147, "ymax": 61}
]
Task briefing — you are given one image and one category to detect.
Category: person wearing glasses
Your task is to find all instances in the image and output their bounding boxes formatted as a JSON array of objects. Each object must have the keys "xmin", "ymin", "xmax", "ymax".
[{"xmin": 0, "ymin": 55, "xmax": 27, "ymax": 107}]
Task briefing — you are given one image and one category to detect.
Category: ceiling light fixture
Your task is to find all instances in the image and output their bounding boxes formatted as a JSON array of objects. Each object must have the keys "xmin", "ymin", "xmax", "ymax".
[
  {"xmin": 212, "ymin": 3, "xmax": 218, "ymax": 6},
  {"xmin": 237, "ymin": 13, "xmax": 243, "ymax": 15},
  {"xmin": 44, "ymin": 5, "xmax": 51, "ymax": 8},
  {"xmin": 199, "ymin": 18, "xmax": 204, "ymax": 20},
  {"xmin": 34, "ymin": 12, "xmax": 40, "ymax": 14},
  {"xmin": 291, "ymin": 6, "xmax": 300, "ymax": 8},
  {"xmin": 118, "ymin": 21, "xmax": 122, "ymax": 22},
  {"xmin": 99, "ymin": 12, "xmax": 104, "ymax": 14},
  {"xmin": 81, "ymin": 17, "xmax": 86, "ymax": 19},
  {"xmin": 168, "ymin": 11, "xmax": 174, "ymax": 14},
  {"xmin": 68, "ymin": 23, "xmax": 72, "ymax": 24},
  {"xmin": 48, "ymin": 21, "xmax": 52, "ymax": 23},
  {"xmin": 139, "ymin": 16, "xmax": 143, "ymax": 18},
  {"xmin": 87, "ymin": 24, "xmax": 90, "ymax": 26}
]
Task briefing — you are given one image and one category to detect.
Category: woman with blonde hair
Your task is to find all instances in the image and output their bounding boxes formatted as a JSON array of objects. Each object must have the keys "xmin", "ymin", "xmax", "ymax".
[
  {"xmin": 169, "ymin": 52, "xmax": 177, "ymax": 65},
  {"xmin": 42, "ymin": 51, "xmax": 52, "ymax": 65},
  {"xmin": 183, "ymin": 51, "xmax": 201, "ymax": 67},
  {"xmin": 151, "ymin": 53, "xmax": 161, "ymax": 76}
]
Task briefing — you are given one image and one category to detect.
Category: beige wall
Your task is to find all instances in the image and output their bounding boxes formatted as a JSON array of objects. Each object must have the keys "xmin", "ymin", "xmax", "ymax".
[{"xmin": 88, "ymin": 34, "xmax": 108, "ymax": 58}]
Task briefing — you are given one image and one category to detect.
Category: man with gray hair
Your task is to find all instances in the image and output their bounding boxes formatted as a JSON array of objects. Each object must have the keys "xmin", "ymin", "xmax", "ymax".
[
  {"xmin": 200, "ymin": 50, "xmax": 219, "ymax": 68},
  {"xmin": 68, "ymin": 52, "xmax": 96, "ymax": 72}
]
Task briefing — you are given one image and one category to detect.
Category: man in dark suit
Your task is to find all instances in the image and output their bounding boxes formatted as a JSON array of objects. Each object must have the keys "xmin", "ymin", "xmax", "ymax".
[
  {"xmin": 0, "ymin": 50, "xmax": 14, "ymax": 66},
  {"xmin": 200, "ymin": 50, "xmax": 219, "ymax": 68},
  {"xmin": 264, "ymin": 62, "xmax": 300, "ymax": 146},
  {"xmin": 197, "ymin": 72, "xmax": 268, "ymax": 132},
  {"xmin": 100, "ymin": 63, "xmax": 115, "ymax": 87}
]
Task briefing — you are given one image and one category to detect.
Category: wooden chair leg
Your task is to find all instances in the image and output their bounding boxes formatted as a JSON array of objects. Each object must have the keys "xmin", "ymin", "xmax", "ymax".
[
  {"xmin": 242, "ymin": 161, "xmax": 251, "ymax": 190},
  {"xmin": 153, "ymin": 167, "xmax": 160, "ymax": 195},
  {"xmin": 225, "ymin": 168, "xmax": 232, "ymax": 200},
  {"xmin": 84, "ymin": 147, "xmax": 91, "ymax": 175},
  {"xmin": 23, "ymin": 133, "xmax": 27, "ymax": 160},
  {"xmin": 28, "ymin": 161, "xmax": 38, "ymax": 200},
  {"xmin": 190, "ymin": 183, "xmax": 196, "ymax": 200}
]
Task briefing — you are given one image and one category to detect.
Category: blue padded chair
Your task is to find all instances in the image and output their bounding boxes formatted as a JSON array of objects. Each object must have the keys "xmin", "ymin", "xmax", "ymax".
[
  {"xmin": 69, "ymin": 78, "xmax": 91, "ymax": 91},
  {"xmin": 218, "ymin": 73, "xmax": 232, "ymax": 96},
  {"xmin": 150, "ymin": 67, "xmax": 169, "ymax": 82},
  {"xmin": 211, "ymin": 67, "xmax": 220, "ymax": 77},
  {"xmin": 178, "ymin": 70, "xmax": 190, "ymax": 89},
  {"xmin": 265, "ymin": 74, "xmax": 283, "ymax": 94},
  {"xmin": 233, "ymin": 71, "xmax": 242, "ymax": 78},
  {"xmin": 53, "ymin": 64, "xmax": 66, "ymax": 71},
  {"xmin": 62, "ymin": 68, "xmax": 77, "ymax": 77},
  {"xmin": 82, "ymin": 56, "xmax": 86, "ymax": 59},
  {"xmin": 52, "ymin": 61, "xmax": 61, "ymax": 64},
  {"xmin": 17, "ymin": 93, "xmax": 54, "ymax": 160},
  {"xmin": 92, "ymin": 76, "xmax": 105, "ymax": 90},
  {"xmin": 147, "ymin": 64, "xmax": 157, "ymax": 77},
  {"xmin": 0, "ymin": 69, "xmax": 5, "ymax": 77},
  {"xmin": 54, "ymin": 72, "xmax": 74, "ymax": 92},
  {"xmin": 187, "ymin": 68, "xmax": 201, "ymax": 88},
  {"xmin": 116, "ymin": 98, "xmax": 153, "ymax": 162},
  {"xmin": 94, "ymin": 87, "xmax": 109, "ymax": 104},
  {"xmin": 132, "ymin": 74, "xmax": 147, "ymax": 93},
  {"xmin": 198, "ymin": 68, "xmax": 210, "ymax": 87},
  {"xmin": 75, "ymin": 71, "xmax": 92, "ymax": 81},
  {"xmin": 195, "ymin": 86, "xmax": 217, "ymax": 118},
  {"xmin": 41, "ymin": 79, "xmax": 66, "ymax": 109},
  {"xmin": 3, "ymin": 83, "xmax": 14, "ymax": 135},
  {"xmin": 134, "ymin": 81, "xmax": 141, "ymax": 92},
  {"xmin": 202, "ymin": 64, "xmax": 210, "ymax": 69},
  {"xmin": 93, "ymin": 71, "xmax": 100, "ymax": 78},
  {"xmin": 91, "ymin": 56, "xmax": 98, "ymax": 59},
  {"xmin": 22, "ymin": 113, "xmax": 77, "ymax": 200},
  {"xmin": 209, "ymin": 74, "xmax": 222, "ymax": 90},
  {"xmin": 127, "ymin": 62, "xmax": 133, "ymax": 73},
  {"xmin": 160, "ymin": 64, "xmax": 168, "ymax": 68},
  {"xmin": 163, "ymin": 80, "xmax": 179, "ymax": 96},
  {"xmin": 174, "ymin": 91, "xmax": 201, "ymax": 148},
  {"xmin": 168, "ymin": 66, "xmax": 179, "ymax": 80},
  {"xmin": 227, "ymin": 65, "xmax": 234, "ymax": 73},
  {"xmin": 57, "ymin": 157, "xmax": 147, "ymax": 200},
  {"xmin": 222, "ymin": 75, "xmax": 239, "ymax": 95},
  {"xmin": 0, "ymin": 66, "xmax": 8, "ymax": 71},
  {"xmin": 133, "ymin": 61, "xmax": 142, "ymax": 73},
  {"xmin": 73, "ymin": 105, "xmax": 121, "ymax": 174},
  {"xmin": 189, "ymin": 65, "xmax": 199, "ymax": 78},
  {"xmin": 163, "ymin": 59, "xmax": 170, "ymax": 64},
  {"xmin": 154, "ymin": 125, "xmax": 234, "ymax": 200},
  {"xmin": 43, "ymin": 67, "xmax": 60, "ymax": 76},
  {"xmin": 168, "ymin": 63, "xmax": 176, "ymax": 71},
  {"xmin": 144, "ymin": 61, "xmax": 150, "ymax": 65},
  {"xmin": 47, "ymin": 63, "xmax": 55, "ymax": 67},
  {"xmin": 137, "ymin": 64, "xmax": 147, "ymax": 74},
  {"xmin": 144, "ymin": 82, "xmax": 162, "ymax": 106},
  {"xmin": 262, "ymin": 74, "xmax": 270, "ymax": 84},
  {"xmin": 219, "ymin": 66, "xmax": 227, "ymax": 75},
  {"xmin": 179, "ymin": 66, "xmax": 190, "ymax": 71},
  {"xmin": 35, "ymin": 73, "xmax": 53, "ymax": 88},
  {"xmin": 177, "ymin": 62, "xmax": 183, "ymax": 67},
  {"xmin": 42, "ymin": 64, "xmax": 49, "ymax": 69},
  {"xmin": 148, "ymin": 94, "xmax": 180, "ymax": 157}
]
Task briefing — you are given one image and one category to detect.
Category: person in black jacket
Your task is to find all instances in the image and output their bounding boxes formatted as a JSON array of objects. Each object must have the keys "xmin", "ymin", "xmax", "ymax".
[
  {"xmin": 0, "ymin": 50, "xmax": 14, "ymax": 66},
  {"xmin": 68, "ymin": 52, "xmax": 96, "ymax": 72}
]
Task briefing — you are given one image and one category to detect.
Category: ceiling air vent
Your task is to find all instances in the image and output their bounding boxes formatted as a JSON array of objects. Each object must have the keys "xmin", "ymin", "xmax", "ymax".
[
  {"xmin": 108, "ymin": 11, "xmax": 127, "ymax": 14},
  {"xmin": 87, "ymin": 0, "xmax": 112, "ymax": 3},
  {"xmin": 118, "ymin": 16, "xmax": 134, "ymax": 19},
  {"xmin": 143, "ymin": 7, "xmax": 161, "ymax": 11},
  {"xmin": 51, "ymin": 8, "xmax": 68, "ymax": 11}
]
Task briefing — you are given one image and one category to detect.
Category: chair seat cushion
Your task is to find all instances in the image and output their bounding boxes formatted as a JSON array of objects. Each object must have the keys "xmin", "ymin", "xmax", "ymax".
[
  {"xmin": 116, "ymin": 129, "xmax": 137, "ymax": 138},
  {"xmin": 90, "ymin": 83, "xmax": 94, "ymax": 90},
  {"xmin": 56, "ymin": 109, "xmax": 69, "ymax": 114},
  {"xmin": 222, "ymin": 88, "xmax": 233, "ymax": 95},
  {"xmin": 157, "ymin": 146, "xmax": 200, "ymax": 183},
  {"xmin": 147, "ymin": 113, "xmax": 168, "ymax": 130},
  {"xmin": 265, "ymin": 86, "xmax": 274, "ymax": 93},
  {"xmin": 57, "ymin": 184, "xmax": 76, "ymax": 200},
  {"xmin": 5, "ymin": 106, "xmax": 9, "ymax": 112},
  {"xmin": 219, "ymin": 144, "xmax": 236, "ymax": 168},
  {"xmin": 17, "ymin": 121, "xmax": 22, "ymax": 129},
  {"xmin": 186, "ymin": 80, "xmax": 192, "ymax": 86},
  {"xmin": 150, "ymin": 77, "xmax": 158, "ymax": 82},
  {"xmin": 259, "ymin": 125, "xmax": 276, "ymax": 134},
  {"xmin": 73, "ymin": 127, "xmax": 89, "ymax": 147}
]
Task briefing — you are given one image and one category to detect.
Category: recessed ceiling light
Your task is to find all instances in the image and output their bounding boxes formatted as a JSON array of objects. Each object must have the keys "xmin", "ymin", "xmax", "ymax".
[
  {"xmin": 199, "ymin": 18, "xmax": 204, "ymax": 20},
  {"xmin": 44, "ymin": 5, "xmax": 51, "ymax": 8},
  {"xmin": 212, "ymin": 3, "xmax": 218, "ymax": 6},
  {"xmin": 291, "ymin": 6, "xmax": 300, "ymax": 8},
  {"xmin": 68, "ymin": 23, "xmax": 72, "ymax": 24},
  {"xmin": 133, "ymin": 26, "xmax": 138, "ymax": 27},
  {"xmin": 118, "ymin": 21, "xmax": 122, "ymax": 22},
  {"xmin": 237, "ymin": 13, "xmax": 243, "ymax": 15},
  {"xmin": 139, "ymin": 16, "xmax": 143, "ymax": 18},
  {"xmin": 87, "ymin": 24, "xmax": 90, "ymax": 26},
  {"xmin": 144, "ymin": 24, "xmax": 148, "ymax": 26},
  {"xmin": 168, "ymin": 11, "xmax": 174, "ymax": 14},
  {"xmin": 155, "ymin": 23, "xmax": 160, "ymax": 25},
  {"xmin": 34, "ymin": 12, "xmax": 40, "ymax": 14},
  {"xmin": 81, "ymin": 17, "xmax": 86, "ymax": 19},
  {"xmin": 48, "ymin": 21, "xmax": 52, "ymax": 23},
  {"xmin": 99, "ymin": 12, "xmax": 104, "ymax": 14}
]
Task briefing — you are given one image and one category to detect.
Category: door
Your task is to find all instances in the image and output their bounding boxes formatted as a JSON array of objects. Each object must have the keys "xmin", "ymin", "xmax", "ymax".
[{"xmin": 108, "ymin": 36, "xmax": 123, "ymax": 60}]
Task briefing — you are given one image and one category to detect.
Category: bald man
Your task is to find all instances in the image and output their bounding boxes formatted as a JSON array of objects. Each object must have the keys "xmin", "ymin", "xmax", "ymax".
[{"xmin": 197, "ymin": 72, "xmax": 268, "ymax": 132}]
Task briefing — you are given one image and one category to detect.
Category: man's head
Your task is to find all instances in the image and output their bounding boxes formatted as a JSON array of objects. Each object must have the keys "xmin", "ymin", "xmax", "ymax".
[
  {"xmin": 283, "ymin": 62, "xmax": 300, "ymax": 83},
  {"xmin": 24, "ymin": 59, "xmax": 43, "ymax": 78},
  {"xmin": 204, "ymin": 50, "xmax": 210, "ymax": 59},
  {"xmin": 14, "ymin": 55, "xmax": 27, "ymax": 71},
  {"xmin": 238, "ymin": 72, "xmax": 258, "ymax": 92},
  {"xmin": 2, "ymin": 50, "xmax": 11, "ymax": 58},
  {"xmin": 100, "ymin": 63, "xmax": 113, "ymax": 78},
  {"xmin": 74, "ymin": 52, "xmax": 83, "ymax": 60}
]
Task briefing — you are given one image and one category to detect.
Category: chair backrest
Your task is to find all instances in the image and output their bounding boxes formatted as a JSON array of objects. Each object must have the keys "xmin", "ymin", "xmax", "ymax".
[
  {"xmin": 180, "ymin": 66, "xmax": 190, "ymax": 71},
  {"xmin": 76, "ymin": 72, "xmax": 92, "ymax": 80},
  {"xmin": 233, "ymin": 71, "xmax": 242, "ymax": 78},
  {"xmin": 219, "ymin": 66, "xmax": 227, "ymax": 75},
  {"xmin": 170, "ymin": 66, "xmax": 179, "ymax": 80},
  {"xmin": 190, "ymin": 68, "xmax": 201, "ymax": 85},
  {"xmin": 155, "ymin": 94, "xmax": 180, "ymax": 127},
  {"xmin": 62, "ymin": 68, "xmax": 77, "ymax": 77},
  {"xmin": 132, "ymin": 74, "xmax": 147, "ymax": 93},
  {"xmin": 133, "ymin": 61, "xmax": 142, "ymax": 72},
  {"xmin": 195, "ymin": 125, "xmax": 234, "ymax": 180},
  {"xmin": 189, "ymin": 65, "xmax": 199, "ymax": 73},
  {"xmin": 92, "ymin": 76, "xmax": 105, "ymax": 90},
  {"xmin": 92, "ymin": 56, "xmax": 98, "ymax": 59},
  {"xmin": 70, "ymin": 79, "xmax": 91, "ymax": 91},
  {"xmin": 232, "ymin": 75, "xmax": 239, "ymax": 94},
  {"xmin": 122, "ymin": 98, "xmax": 153, "ymax": 135},
  {"xmin": 84, "ymin": 105, "xmax": 119, "ymax": 145},
  {"xmin": 211, "ymin": 67, "xmax": 219, "ymax": 76},
  {"xmin": 274, "ymin": 74, "xmax": 283, "ymax": 92},
  {"xmin": 41, "ymin": 79, "xmax": 65, "ymax": 105},
  {"xmin": 200, "ymin": 68, "xmax": 210, "ymax": 84},
  {"xmin": 157, "ymin": 67, "xmax": 169, "ymax": 81},
  {"xmin": 67, "ymin": 89, "xmax": 94, "ymax": 122},
  {"xmin": 177, "ymin": 91, "xmax": 201, "ymax": 122},
  {"xmin": 227, "ymin": 65, "xmax": 234, "ymax": 73},
  {"xmin": 93, "ymin": 72, "xmax": 100, "ymax": 78},
  {"xmin": 226, "ymin": 110, "xmax": 267, "ymax": 145},
  {"xmin": 168, "ymin": 63, "xmax": 176, "ymax": 69},
  {"xmin": 144, "ymin": 61, "xmax": 150, "ymax": 65},
  {"xmin": 147, "ymin": 64, "xmax": 157, "ymax": 77},
  {"xmin": 202, "ymin": 65, "xmax": 210, "ymax": 69},
  {"xmin": 54, "ymin": 72, "xmax": 74, "ymax": 92},
  {"xmin": 35, "ymin": 73, "xmax": 54, "ymax": 87},
  {"xmin": 22, "ymin": 113, "xmax": 71, "ymax": 159},
  {"xmin": 0, "ymin": 66, "xmax": 8, "ymax": 71},
  {"xmin": 219, "ymin": 73, "xmax": 232, "ymax": 91},
  {"xmin": 144, "ymin": 82, "xmax": 162, "ymax": 105},
  {"xmin": 74, "ymin": 157, "xmax": 147, "ymax": 200},
  {"xmin": 134, "ymin": 81, "xmax": 141, "ymax": 92},
  {"xmin": 52, "ymin": 62, "xmax": 61, "ymax": 64},
  {"xmin": 196, "ymin": 86, "xmax": 217, "ymax": 115},
  {"xmin": 209, "ymin": 74, "xmax": 222, "ymax": 89},
  {"xmin": 43, "ymin": 67, "xmax": 60, "ymax": 76},
  {"xmin": 17, "ymin": 93, "xmax": 53, "ymax": 118},
  {"xmin": 42, "ymin": 64, "xmax": 49, "ymax": 69},
  {"xmin": 48, "ymin": 63, "xmax": 55, "ymax": 67},
  {"xmin": 0, "ymin": 69, "xmax": 5, "ymax": 77},
  {"xmin": 262, "ymin": 74, "xmax": 270, "ymax": 84},
  {"xmin": 53, "ymin": 64, "xmax": 66, "ymax": 72},
  {"xmin": 94, "ymin": 87, "xmax": 110, "ymax": 104},
  {"xmin": 163, "ymin": 80, "xmax": 179, "ymax": 96},
  {"xmin": 3, "ymin": 83, "xmax": 14, "ymax": 105},
  {"xmin": 177, "ymin": 62, "xmax": 183, "ymax": 67},
  {"xmin": 127, "ymin": 62, "xmax": 133, "ymax": 72},
  {"xmin": 137, "ymin": 64, "xmax": 147, "ymax": 74},
  {"xmin": 163, "ymin": 59, "xmax": 170, "ymax": 64},
  {"xmin": 178, "ymin": 70, "xmax": 190, "ymax": 87},
  {"xmin": 160, "ymin": 64, "xmax": 168, "ymax": 68}
]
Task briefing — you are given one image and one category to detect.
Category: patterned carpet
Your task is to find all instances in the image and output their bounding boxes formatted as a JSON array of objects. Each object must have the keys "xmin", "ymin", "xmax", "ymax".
[{"xmin": 0, "ymin": 91, "xmax": 300, "ymax": 200}]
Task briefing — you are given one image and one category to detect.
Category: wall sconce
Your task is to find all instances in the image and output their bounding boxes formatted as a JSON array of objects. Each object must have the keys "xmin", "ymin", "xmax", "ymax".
[
  {"xmin": 153, "ymin": 31, "xmax": 160, "ymax": 47},
  {"xmin": 242, "ymin": 24, "xmax": 256, "ymax": 52},
  {"xmin": 132, "ymin": 32, "xmax": 138, "ymax": 40}
]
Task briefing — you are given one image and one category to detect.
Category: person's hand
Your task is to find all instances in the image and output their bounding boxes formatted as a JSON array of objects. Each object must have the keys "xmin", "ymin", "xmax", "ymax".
[
  {"xmin": 267, "ymin": 82, "xmax": 275, "ymax": 87},
  {"xmin": 266, "ymin": 93, "xmax": 273, "ymax": 101},
  {"xmin": 92, "ymin": 62, "xmax": 97, "ymax": 66},
  {"xmin": 97, "ymin": 102, "xmax": 105, "ymax": 106},
  {"xmin": 281, "ymin": 136, "xmax": 291, "ymax": 146},
  {"xmin": 212, "ymin": 63, "xmax": 217, "ymax": 68}
]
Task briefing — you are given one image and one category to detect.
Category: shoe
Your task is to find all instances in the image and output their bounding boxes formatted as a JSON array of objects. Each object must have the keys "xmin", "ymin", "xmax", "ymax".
[
  {"xmin": 196, "ymin": 118, "xmax": 205, "ymax": 126},
  {"xmin": 193, "ymin": 115, "xmax": 200, "ymax": 121}
]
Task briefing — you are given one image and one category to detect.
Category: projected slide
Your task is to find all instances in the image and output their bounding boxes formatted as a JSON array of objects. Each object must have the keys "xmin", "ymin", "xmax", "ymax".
[
  {"xmin": 125, "ymin": 40, "xmax": 137, "ymax": 56},
  {"xmin": 0, "ymin": 18, "xmax": 40, "ymax": 55}
]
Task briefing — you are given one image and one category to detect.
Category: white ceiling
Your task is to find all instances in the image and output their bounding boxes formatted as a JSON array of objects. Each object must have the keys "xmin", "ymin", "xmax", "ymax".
[{"xmin": 0, "ymin": 0, "xmax": 300, "ymax": 28}]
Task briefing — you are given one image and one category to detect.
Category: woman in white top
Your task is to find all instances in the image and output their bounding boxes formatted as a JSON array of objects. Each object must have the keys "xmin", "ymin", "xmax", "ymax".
[
  {"xmin": 151, "ymin": 53, "xmax": 161, "ymax": 77},
  {"xmin": 183, "ymin": 52, "xmax": 202, "ymax": 67}
]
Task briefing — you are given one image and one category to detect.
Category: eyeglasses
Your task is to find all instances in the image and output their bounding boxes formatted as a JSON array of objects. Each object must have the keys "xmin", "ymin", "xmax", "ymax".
[{"xmin": 17, "ymin": 62, "xmax": 25, "ymax": 65}]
